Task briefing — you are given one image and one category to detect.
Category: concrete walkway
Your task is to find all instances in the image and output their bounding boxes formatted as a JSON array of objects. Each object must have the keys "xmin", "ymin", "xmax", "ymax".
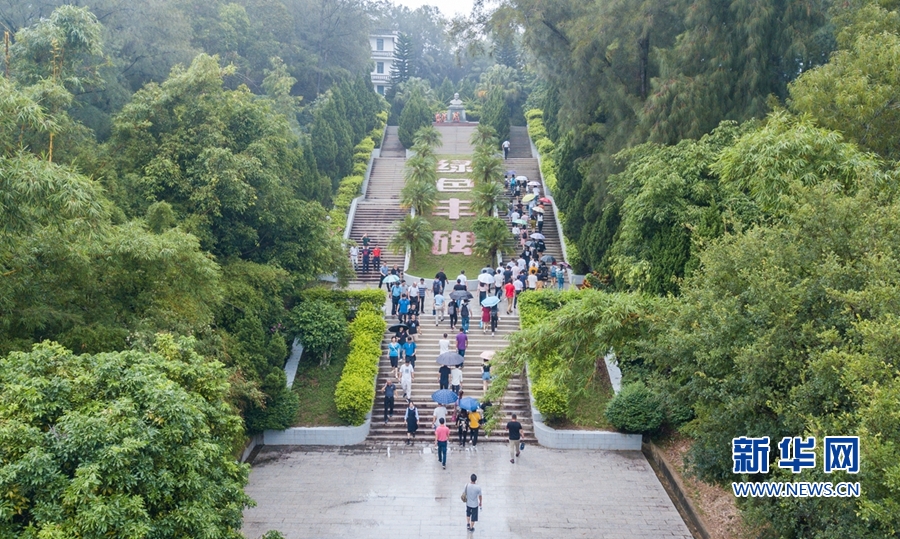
[{"xmin": 242, "ymin": 445, "xmax": 692, "ymax": 538}]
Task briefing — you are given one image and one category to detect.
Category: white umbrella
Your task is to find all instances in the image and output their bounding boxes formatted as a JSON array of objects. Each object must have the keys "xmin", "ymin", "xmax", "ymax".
[
  {"xmin": 477, "ymin": 273, "xmax": 494, "ymax": 284},
  {"xmin": 527, "ymin": 181, "xmax": 540, "ymax": 187},
  {"xmin": 530, "ymin": 233, "xmax": 546, "ymax": 240},
  {"xmin": 480, "ymin": 350, "xmax": 495, "ymax": 360},
  {"xmin": 532, "ymin": 206, "xmax": 545, "ymax": 213}
]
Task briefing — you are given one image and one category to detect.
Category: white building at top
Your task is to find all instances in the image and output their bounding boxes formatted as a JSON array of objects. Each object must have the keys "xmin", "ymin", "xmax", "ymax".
[{"xmin": 370, "ymin": 31, "xmax": 399, "ymax": 95}]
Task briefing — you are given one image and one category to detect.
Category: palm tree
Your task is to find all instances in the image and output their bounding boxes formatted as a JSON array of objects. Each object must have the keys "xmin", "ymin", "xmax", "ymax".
[
  {"xmin": 471, "ymin": 123, "xmax": 499, "ymax": 149},
  {"xmin": 414, "ymin": 126, "xmax": 442, "ymax": 150},
  {"xmin": 471, "ymin": 180, "xmax": 505, "ymax": 217},
  {"xmin": 472, "ymin": 217, "xmax": 510, "ymax": 262},
  {"xmin": 471, "ymin": 151, "xmax": 504, "ymax": 185},
  {"xmin": 405, "ymin": 154, "xmax": 437, "ymax": 183},
  {"xmin": 410, "ymin": 141, "xmax": 437, "ymax": 162},
  {"xmin": 390, "ymin": 215, "xmax": 433, "ymax": 257},
  {"xmin": 400, "ymin": 178, "xmax": 438, "ymax": 215}
]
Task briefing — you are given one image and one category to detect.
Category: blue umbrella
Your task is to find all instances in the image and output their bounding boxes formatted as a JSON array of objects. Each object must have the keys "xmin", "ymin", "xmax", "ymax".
[
  {"xmin": 458, "ymin": 397, "xmax": 480, "ymax": 411},
  {"xmin": 481, "ymin": 296, "xmax": 501, "ymax": 307},
  {"xmin": 383, "ymin": 274, "xmax": 400, "ymax": 284},
  {"xmin": 507, "ymin": 170, "xmax": 517, "ymax": 176},
  {"xmin": 432, "ymin": 389, "xmax": 458, "ymax": 405}
]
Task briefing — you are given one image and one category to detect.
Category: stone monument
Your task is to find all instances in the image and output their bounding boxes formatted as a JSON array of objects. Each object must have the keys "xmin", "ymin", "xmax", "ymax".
[{"xmin": 448, "ymin": 92, "xmax": 466, "ymax": 122}]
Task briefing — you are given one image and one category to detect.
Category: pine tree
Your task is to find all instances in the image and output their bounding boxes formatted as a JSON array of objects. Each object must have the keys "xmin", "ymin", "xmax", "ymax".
[
  {"xmin": 390, "ymin": 33, "xmax": 415, "ymax": 87},
  {"xmin": 397, "ymin": 91, "xmax": 433, "ymax": 148},
  {"xmin": 480, "ymin": 87, "xmax": 510, "ymax": 142}
]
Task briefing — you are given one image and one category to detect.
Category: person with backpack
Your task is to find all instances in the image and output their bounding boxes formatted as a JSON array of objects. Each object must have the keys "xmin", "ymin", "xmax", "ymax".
[{"xmin": 460, "ymin": 300, "xmax": 471, "ymax": 333}]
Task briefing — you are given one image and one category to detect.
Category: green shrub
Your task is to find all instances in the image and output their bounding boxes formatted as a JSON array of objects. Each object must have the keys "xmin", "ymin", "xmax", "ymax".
[
  {"xmin": 352, "ymin": 162, "xmax": 367, "ymax": 176},
  {"xmin": 536, "ymin": 137, "xmax": 555, "ymax": 155},
  {"xmin": 533, "ymin": 376, "xmax": 569, "ymax": 421},
  {"xmin": 296, "ymin": 288, "xmax": 386, "ymax": 319},
  {"xmin": 334, "ymin": 373, "xmax": 375, "ymax": 424},
  {"xmin": 245, "ymin": 370, "xmax": 301, "ymax": 433},
  {"xmin": 371, "ymin": 127, "xmax": 385, "ymax": 148},
  {"xmin": 333, "ymin": 302, "xmax": 385, "ymax": 425},
  {"xmin": 354, "ymin": 137, "xmax": 376, "ymax": 154},
  {"xmin": 528, "ymin": 119, "xmax": 548, "ymax": 141},
  {"xmin": 604, "ymin": 382, "xmax": 664, "ymax": 434},
  {"xmin": 524, "ymin": 108, "xmax": 543, "ymax": 121}
]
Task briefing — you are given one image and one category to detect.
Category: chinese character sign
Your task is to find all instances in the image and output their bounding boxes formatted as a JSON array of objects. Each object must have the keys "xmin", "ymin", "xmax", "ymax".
[
  {"xmin": 437, "ymin": 178, "xmax": 474, "ymax": 192},
  {"xmin": 437, "ymin": 160, "xmax": 472, "ymax": 173},
  {"xmin": 732, "ymin": 436, "xmax": 860, "ymax": 474},
  {"xmin": 432, "ymin": 231, "xmax": 473, "ymax": 255}
]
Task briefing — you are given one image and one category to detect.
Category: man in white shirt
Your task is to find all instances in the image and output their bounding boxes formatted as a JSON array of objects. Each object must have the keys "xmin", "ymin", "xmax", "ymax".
[
  {"xmin": 434, "ymin": 294, "xmax": 445, "ymax": 324},
  {"xmin": 450, "ymin": 365, "xmax": 463, "ymax": 393},
  {"xmin": 439, "ymin": 334, "xmax": 451, "ymax": 354},
  {"xmin": 502, "ymin": 139, "xmax": 510, "ymax": 160},
  {"xmin": 432, "ymin": 404, "xmax": 448, "ymax": 429},
  {"xmin": 511, "ymin": 224, "xmax": 520, "ymax": 239},
  {"xmin": 456, "ymin": 270, "xmax": 468, "ymax": 286},
  {"xmin": 517, "ymin": 257, "xmax": 526, "ymax": 271},
  {"xmin": 408, "ymin": 283, "xmax": 419, "ymax": 309},
  {"xmin": 399, "ymin": 360, "xmax": 415, "ymax": 399},
  {"xmin": 527, "ymin": 272, "xmax": 538, "ymax": 290},
  {"xmin": 349, "ymin": 245, "xmax": 359, "ymax": 270},
  {"xmin": 510, "ymin": 210, "xmax": 520, "ymax": 222}
]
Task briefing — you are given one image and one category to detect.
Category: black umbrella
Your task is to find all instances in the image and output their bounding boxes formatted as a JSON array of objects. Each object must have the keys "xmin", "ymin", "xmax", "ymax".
[
  {"xmin": 541, "ymin": 255, "xmax": 555, "ymax": 263},
  {"xmin": 388, "ymin": 323, "xmax": 409, "ymax": 333},
  {"xmin": 449, "ymin": 290, "xmax": 473, "ymax": 301}
]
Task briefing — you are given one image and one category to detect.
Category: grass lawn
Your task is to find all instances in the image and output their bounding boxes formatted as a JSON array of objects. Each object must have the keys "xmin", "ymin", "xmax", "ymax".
[{"xmin": 291, "ymin": 342, "xmax": 348, "ymax": 426}]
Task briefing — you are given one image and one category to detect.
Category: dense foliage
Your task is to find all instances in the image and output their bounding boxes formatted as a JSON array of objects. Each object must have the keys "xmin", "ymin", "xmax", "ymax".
[{"xmin": 0, "ymin": 335, "xmax": 251, "ymax": 537}]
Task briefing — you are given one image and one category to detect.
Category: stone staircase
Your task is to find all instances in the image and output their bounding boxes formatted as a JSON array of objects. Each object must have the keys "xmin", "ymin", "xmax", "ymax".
[
  {"xmin": 348, "ymin": 127, "xmax": 407, "ymax": 286},
  {"xmin": 379, "ymin": 126, "xmax": 406, "ymax": 158},
  {"xmin": 499, "ymin": 127, "xmax": 565, "ymax": 266},
  {"xmin": 347, "ymin": 202, "xmax": 407, "ymax": 285},
  {"xmin": 368, "ymin": 303, "xmax": 533, "ymax": 445}
]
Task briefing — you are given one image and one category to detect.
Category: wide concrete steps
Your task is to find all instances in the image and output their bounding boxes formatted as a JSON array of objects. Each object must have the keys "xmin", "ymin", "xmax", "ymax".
[
  {"xmin": 507, "ymin": 126, "xmax": 534, "ymax": 159},
  {"xmin": 348, "ymin": 203, "xmax": 407, "ymax": 283},
  {"xmin": 379, "ymin": 126, "xmax": 406, "ymax": 158},
  {"xmin": 368, "ymin": 310, "xmax": 532, "ymax": 444},
  {"xmin": 366, "ymin": 159, "xmax": 406, "ymax": 199}
]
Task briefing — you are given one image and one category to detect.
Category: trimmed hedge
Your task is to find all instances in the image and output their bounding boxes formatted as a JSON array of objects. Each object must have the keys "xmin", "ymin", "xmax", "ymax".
[
  {"xmin": 533, "ymin": 375, "xmax": 568, "ymax": 421},
  {"xmin": 604, "ymin": 382, "xmax": 664, "ymax": 434},
  {"xmin": 334, "ymin": 306, "xmax": 387, "ymax": 424}
]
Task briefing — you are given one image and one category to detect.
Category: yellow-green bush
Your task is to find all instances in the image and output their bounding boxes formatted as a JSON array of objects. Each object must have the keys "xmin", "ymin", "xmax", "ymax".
[
  {"xmin": 533, "ymin": 376, "xmax": 569, "ymax": 422},
  {"xmin": 334, "ymin": 305, "xmax": 386, "ymax": 424},
  {"xmin": 524, "ymin": 108, "xmax": 544, "ymax": 121},
  {"xmin": 536, "ymin": 137, "xmax": 555, "ymax": 155}
]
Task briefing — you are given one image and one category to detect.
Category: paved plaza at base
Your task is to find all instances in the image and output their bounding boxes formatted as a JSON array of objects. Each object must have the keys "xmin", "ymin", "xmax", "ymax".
[{"xmin": 242, "ymin": 444, "xmax": 692, "ymax": 539}]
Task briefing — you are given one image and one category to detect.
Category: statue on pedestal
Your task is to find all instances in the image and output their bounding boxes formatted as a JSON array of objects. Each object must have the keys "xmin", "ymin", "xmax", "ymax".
[{"xmin": 448, "ymin": 92, "xmax": 466, "ymax": 122}]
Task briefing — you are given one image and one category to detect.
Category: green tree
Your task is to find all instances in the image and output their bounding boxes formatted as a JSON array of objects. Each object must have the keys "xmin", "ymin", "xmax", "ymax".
[
  {"xmin": 472, "ymin": 217, "xmax": 510, "ymax": 262},
  {"xmin": 390, "ymin": 214, "xmax": 433, "ymax": 257},
  {"xmin": 471, "ymin": 180, "xmax": 505, "ymax": 217},
  {"xmin": 413, "ymin": 125, "xmax": 442, "ymax": 149},
  {"xmin": 390, "ymin": 32, "xmax": 415, "ymax": 87},
  {"xmin": 0, "ymin": 335, "xmax": 251, "ymax": 537},
  {"xmin": 397, "ymin": 89, "xmax": 433, "ymax": 148},
  {"xmin": 288, "ymin": 300, "xmax": 348, "ymax": 366},
  {"xmin": 471, "ymin": 149, "xmax": 505, "ymax": 186},
  {"xmin": 789, "ymin": 31, "xmax": 900, "ymax": 161}
]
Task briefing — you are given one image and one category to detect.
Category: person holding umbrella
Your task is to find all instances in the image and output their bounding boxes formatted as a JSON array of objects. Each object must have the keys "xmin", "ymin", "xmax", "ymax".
[
  {"xmin": 482, "ymin": 357, "xmax": 492, "ymax": 391},
  {"xmin": 481, "ymin": 304, "xmax": 491, "ymax": 334},
  {"xmin": 404, "ymin": 400, "xmax": 419, "ymax": 445}
]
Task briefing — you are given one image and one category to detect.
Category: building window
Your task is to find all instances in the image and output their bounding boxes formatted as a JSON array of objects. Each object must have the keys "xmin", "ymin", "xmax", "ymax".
[
  {"xmin": 376, "ymin": 38, "xmax": 384, "ymax": 51},
  {"xmin": 376, "ymin": 62, "xmax": 384, "ymax": 74},
  {"xmin": 377, "ymin": 85, "xmax": 385, "ymax": 95}
]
